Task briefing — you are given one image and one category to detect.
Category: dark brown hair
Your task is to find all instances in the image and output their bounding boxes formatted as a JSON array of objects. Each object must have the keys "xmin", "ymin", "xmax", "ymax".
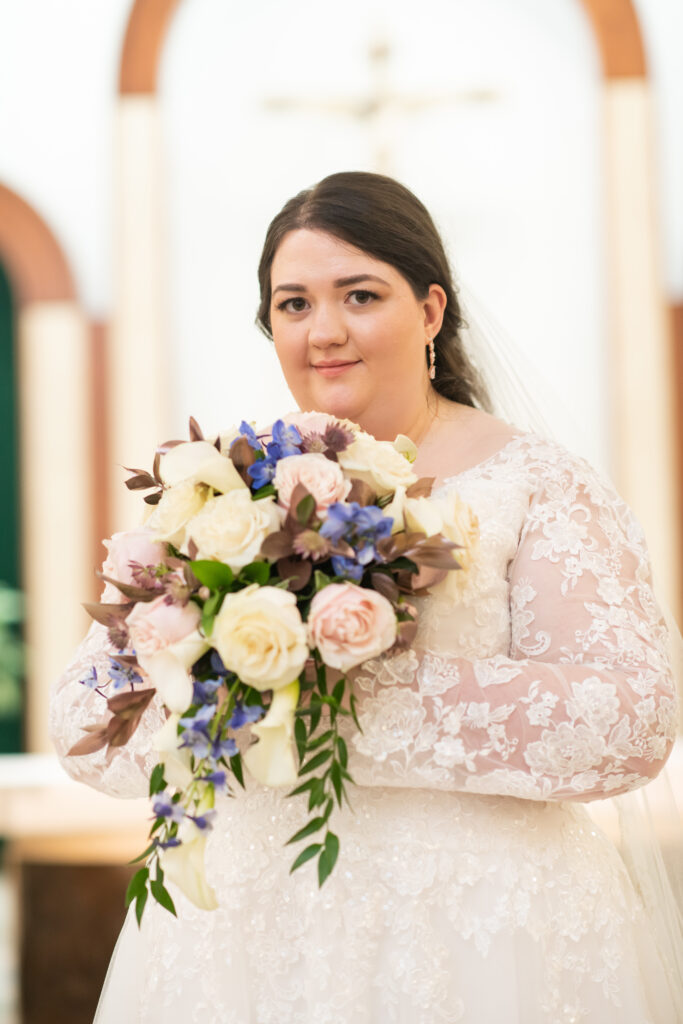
[{"xmin": 256, "ymin": 171, "xmax": 491, "ymax": 410}]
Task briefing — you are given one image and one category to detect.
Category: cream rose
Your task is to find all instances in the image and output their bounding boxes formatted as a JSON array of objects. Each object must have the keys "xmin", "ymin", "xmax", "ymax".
[
  {"xmin": 337, "ymin": 433, "xmax": 417, "ymax": 497},
  {"xmin": 307, "ymin": 582, "xmax": 397, "ymax": 673},
  {"xmin": 159, "ymin": 440, "xmax": 246, "ymax": 494},
  {"xmin": 186, "ymin": 490, "xmax": 281, "ymax": 571},
  {"xmin": 101, "ymin": 528, "xmax": 168, "ymax": 600},
  {"xmin": 274, "ymin": 453, "xmax": 351, "ymax": 516},
  {"xmin": 148, "ymin": 479, "xmax": 209, "ymax": 548},
  {"xmin": 211, "ymin": 585, "xmax": 308, "ymax": 692}
]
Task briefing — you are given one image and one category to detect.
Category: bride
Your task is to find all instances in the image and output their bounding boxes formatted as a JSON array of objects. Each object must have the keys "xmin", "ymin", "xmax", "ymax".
[{"xmin": 50, "ymin": 171, "xmax": 681, "ymax": 1022}]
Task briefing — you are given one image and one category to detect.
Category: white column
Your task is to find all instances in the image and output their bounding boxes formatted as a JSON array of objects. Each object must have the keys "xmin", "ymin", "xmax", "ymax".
[
  {"xmin": 17, "ymin": 303, "xmax": 92, "ymax": 753},
  {"xmin": 110, "ymin": 96, "xmax": 169, "ymax": 530},
  {"xmin": 603, "ymin": 81, "xmax": 680, "ymax": 621}
]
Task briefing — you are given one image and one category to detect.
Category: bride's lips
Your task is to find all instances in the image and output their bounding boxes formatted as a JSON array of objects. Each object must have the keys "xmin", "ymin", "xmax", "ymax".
[{"xmin": 311, "ymin": 360, "xmax": 360, "ymax": 378}]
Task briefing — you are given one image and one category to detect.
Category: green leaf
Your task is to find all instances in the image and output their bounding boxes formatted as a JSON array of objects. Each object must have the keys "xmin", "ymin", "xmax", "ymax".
[
  {"xmin": 296, "ymin": 492, "xmax": 316, "ymax": 525},
  {"xmin": 135, "ymin": 888, "xmax": 149, "ymax": 927},
  {"xmin": 313, "ymin": 570, "xmax": 332, "ymax": 591},
  {"xmin": 294, "ymin": 717, "xmax": 307, "ymax": 763},
  {"xmin": 150, "ymin": 879, "xmax": 177, "ymax": 917},
  {"xmin": 251, "ymin": 483, "xmax": 276, "ymax": 500},
  {"xmin": 330, "ymin": 760, "xmax": 343, "ymax": 806},
  {"xmin": 127, "ymin": 842, "xmax": 157, "ymax": 865},
  {"xmin": 300, "ymin": 748, "xmax": 334, "ymax": 775},
  {"xmin": 287, "ymin": 777, "xmax": 316, "ymax": 798},
  {"xmin": 190, "ymin": 560, "xmax": 235, "ymax": 589},
  {"xmin": 308, "ymin": 780, "xmax": 327, "ymax": 811},
  {"xmin": 304, "ymin": 728, "xmax": 334, "ymax": 752},
  {"xmin": 318, "ymin": 831, "xmax": 340, "ymax": 886},
  {"xmin": 310, "ymin": 702, "xmax": 322, "ymax": 734},
  {"xmin": 331, "ymin": 678, "xmax": 346, "ymax": 707},
  {"xmin": 336, "ymin": 736, "xmax": 348, "ymax": 770},
  {"xmin": 286, "ymin": 815, "xmax": 326, "ymax": 845},
  {"xmin": 201, "ymin": 590, "xmax": 223, "ymax": 637},
  {"xmin": 229, "ymin": 753, "xmax": 245, "ymax": 789},
  {"xmin": 239, "ymin": 561, "xmax": 270, "ymax": 585},
  {"xmin": 125, "ymin": 867, "xmax": 148, "ymax": 907},
  {"xmin": 148, "ymin": 763, "xmax": 166, "ymax": 796},
  {"xmin": 289, "ymin": 842, "xmax": 322, "ymax": 873}
]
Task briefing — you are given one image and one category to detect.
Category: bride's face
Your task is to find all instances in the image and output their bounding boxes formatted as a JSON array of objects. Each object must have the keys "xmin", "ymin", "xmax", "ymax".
[{"xmin": 269, "ymin": 229, "xmax": 445, "ymax": 430}]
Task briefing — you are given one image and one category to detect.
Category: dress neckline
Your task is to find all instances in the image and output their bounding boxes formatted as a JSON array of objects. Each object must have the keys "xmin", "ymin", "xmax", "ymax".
[{"xmin": 433, "ymin": 431, "xmax": 531, "ymax": 495}]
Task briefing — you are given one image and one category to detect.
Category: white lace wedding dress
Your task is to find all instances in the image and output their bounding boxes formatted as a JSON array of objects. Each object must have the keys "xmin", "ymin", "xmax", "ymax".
[{"xmin": 49, "ymin": 434, "xmax": 682, "ymax": 1024}]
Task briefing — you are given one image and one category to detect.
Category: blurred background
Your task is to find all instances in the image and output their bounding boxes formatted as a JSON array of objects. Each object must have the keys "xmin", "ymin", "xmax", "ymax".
[{"xmin": 0, "ymin": 0, "xmax": 681, "ymax": 1020}]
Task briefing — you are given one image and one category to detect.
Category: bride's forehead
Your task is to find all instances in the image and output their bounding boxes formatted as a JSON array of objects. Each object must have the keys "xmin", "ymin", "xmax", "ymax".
[{"xmin": 272, "ymin": 229, "xmax": 391, "ymax": 279}]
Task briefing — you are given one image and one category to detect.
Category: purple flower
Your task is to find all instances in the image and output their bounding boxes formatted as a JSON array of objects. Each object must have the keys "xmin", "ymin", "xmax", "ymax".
[
  {"xmin": 331, "ymin": 556, "xmax": 364, "ymax": 582},
  {"xmin": 108, "ymin": 657, "xmax": 142, "ymax": 691},
  {"xmin": 229, "ymin": 702, "xmax": 264, "ymax": 730},
  {"xmin": 189, "ymin": 809, "xmax": 217, "ymax": 831},
  {"xmin": 152, "ymin": 792, "xmax": 186, "ymax": 823},
  {"xmin": 270, "ymin": 420, "xmax": 302, "ymax": 457},
  {"xmin": 80, "ymin": 666, "xmax": 99, "ymax": 690},
  {"xmin": 239, "ymin": 420, "xmax": 264, "ymax": 452},
  {"xmin": 248, "ymin": 456, "xmax": 277, "ymax": 489},
  {"xmin": 192, "ymin": 678, "xmax": 222, "ymax": 705},
  {"xmin": 200, "ymin": 769, "xmax": 228, "ymax": 788}
]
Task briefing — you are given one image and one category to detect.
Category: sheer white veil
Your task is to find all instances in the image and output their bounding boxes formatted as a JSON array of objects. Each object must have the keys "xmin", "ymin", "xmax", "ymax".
[{"xmin": 457, "ymin": 281, "xmax": 683, "ymax": 1009}]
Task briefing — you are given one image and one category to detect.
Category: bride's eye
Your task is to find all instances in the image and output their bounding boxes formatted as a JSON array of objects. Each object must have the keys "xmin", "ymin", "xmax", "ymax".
[
  {"xmin": 348, "ymin": 289, "xmax": 379, "ymax": 306},
  {"xmin": 276, "ymin": 296, "xmax": 308, "ymax": 313}
]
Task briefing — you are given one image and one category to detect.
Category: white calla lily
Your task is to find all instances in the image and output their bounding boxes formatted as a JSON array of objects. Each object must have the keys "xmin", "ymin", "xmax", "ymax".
[
  {"xmin": 152, "ymin": 712, "xmax": 193, "ymax": 789},
  {"xmin": 160, "ymin": 441, "xmax": 246, "ymax": 494},
  {"xmin": 243, "ymin": 680, "xmax": 300, "ymax": 787},
  {"xmin": 158, "ymin": 818, "xmax": 219, "ymax": 911},
  {"xmin": 384, "ymin": 485, "xmax": 407, "ymax": 534},
  {"xmin": 139, "ymin": 628, "xmax": 209, "ymax": 713},
  {"xmin": 393, "ymin": 434, "xmax": 418, "ymax": 463}
]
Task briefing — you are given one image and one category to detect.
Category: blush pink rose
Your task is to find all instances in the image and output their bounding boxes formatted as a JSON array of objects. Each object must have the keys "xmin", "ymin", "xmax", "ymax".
[
  {"xmin": 126, "ymin": 596, "xmax": 201, "ymax": 658},
  {"xmin": 102, "ymin": 528, "xmax": 168, "ymax": 600},
  {"xmin": 274, "ymin": 453, "xmax": 351, "ymax": 516},
  {"xmin": 283, "ymin": 411, "xmax": 339, "ymax": 435},
  {"xmin": 307, "ymin": 583, "xmax": 397, "ymax": 673}
]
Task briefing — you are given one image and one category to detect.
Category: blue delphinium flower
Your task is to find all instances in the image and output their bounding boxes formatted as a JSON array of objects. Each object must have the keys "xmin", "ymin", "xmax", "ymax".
[
  {"xmin": 248, "ymin": 457, "xmax": 277, "ymax": 489},
  {"xmin": 152, "ymin": 792, "xmax": 186, "ymax": 824},
  {"xmin": 189, "ymin": 809, "xmax": 217, "ymax": 831},
  {"xmin": 269, "ymin": 420, "xmax": 302, "ymax": 457},
  {"xmin": 192, "ymin": 677, "xmax": 222, "ymax": 705},
  {"xmin": 80, "ymin": 666, "xmax": 99, "ymax": 690},
  {"xmin": 238, "ymin": 420, "xmax": 264, "ymax": 452},
  {"xmin": 229, "ymin": 702, "xmax": 264, "ymax": 730},
  {"xmin": 200, "ymin": 769, "xmax": 228, "ymax": 788},
  {"xmin": 108, "ymin": 657, "xmax": 143, "ymax": 691},
  {"xmin": 321, "ymin": 501, "xmax": 394, "ymax": 577},
  {"xmin": 330, "ymin": 556, "xmax": 364, "ymax": 582},
  {"xmin": 179, "ymin": 704, "xmax": 215, "ymax": 759}
]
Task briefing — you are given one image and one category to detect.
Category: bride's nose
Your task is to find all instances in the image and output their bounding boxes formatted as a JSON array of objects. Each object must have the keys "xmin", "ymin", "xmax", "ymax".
[{"xmin": 307, "ymin": 302, "xmax": 348, "ymax": 348}]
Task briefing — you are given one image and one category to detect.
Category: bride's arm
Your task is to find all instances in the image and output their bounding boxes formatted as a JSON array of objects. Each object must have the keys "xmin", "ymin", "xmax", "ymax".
[
  {"xmin": 346, "ymin": 450, "xmax": 678, "ymax": 801},
  {"xmin": 48, "ymin": 609, "xmax": 167, "ymax": 800}
]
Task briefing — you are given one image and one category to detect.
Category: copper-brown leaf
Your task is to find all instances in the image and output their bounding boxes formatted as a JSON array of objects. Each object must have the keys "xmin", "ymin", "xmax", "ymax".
[
  {"xmin": 82, "ymin": 600, "xmax": 135, "ymax": 627},
  {"xmin": 67, "ymin": 725, "xmax": 110, "ymax": 756},
  {"xmin": 95, "ymin": 572, "xmax": 160, "ymax": 602},
  {"xmin": 405, "ymin": 477, "xmax": 436, "ymax": 499},
  {"xmin": 347, "ymin": 478, "xmax": 377, "ymax": 507},
  {"xmin": 261, "ymin": 531, "xmax": 295, "ymax": 561},
  {"xmin": 369, "ymin": 571, "xmax": 400, "ymax": 604},
  {"xmin": 189, "ymin": 416, "xmax": 204, "ymax": 442},
  {"xmin": 277, "ymin": 557, "xmax": 312, "ymax": 592},
  {"xmin": 107, "ymin": 687, "xmax": 156, "ymax": 719},
  {"xmin": 396, "ymin": 618, "xmax": 418, "ymax": 647},
  {"xmin": 229, "ymin": 436, "xmax": 256, "ymax": 486}
]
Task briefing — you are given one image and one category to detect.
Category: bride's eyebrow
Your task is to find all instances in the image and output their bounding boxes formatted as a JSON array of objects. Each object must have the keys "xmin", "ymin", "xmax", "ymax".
[{"xmin": 272, "ymin": 273, "xmax": 390, "ymax": 297}]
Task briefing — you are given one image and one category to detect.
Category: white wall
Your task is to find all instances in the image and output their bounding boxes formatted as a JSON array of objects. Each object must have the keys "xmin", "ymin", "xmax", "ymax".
[{"xmin": 0, "ymin": 0, "xmax": 680, "ymax": 466}]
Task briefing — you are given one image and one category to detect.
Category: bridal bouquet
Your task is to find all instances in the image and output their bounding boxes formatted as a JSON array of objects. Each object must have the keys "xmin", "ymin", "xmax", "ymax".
[{"xmin": 68, "ymin": 411, "xmax": 477, "ymax": 923}]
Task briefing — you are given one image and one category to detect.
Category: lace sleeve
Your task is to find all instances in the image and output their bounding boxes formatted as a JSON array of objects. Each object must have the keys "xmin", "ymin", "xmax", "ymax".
[
  {"xmin": 48, "ymin": 619, "xmax": 166, "ymax": 799},
  {"xmin": 346, "ymin": 449, "xmax": 678, "ymax": 801}
]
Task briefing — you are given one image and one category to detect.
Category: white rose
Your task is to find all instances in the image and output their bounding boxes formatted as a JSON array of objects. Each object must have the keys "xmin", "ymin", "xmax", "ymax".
[
  {"xmin": 211, "ymin": 585, "xmax": 308, "ymax": 692},
  {"xmin": 148, "ymin": 480, "xmax": 209, "ymax": 548},
  {"xmin": 337, "ymin": 433, "xmax": 417, "ymax": 497},
  {"xmin": 160, "ymin": 440, "xmax": 247, "ymax": 494},
  {"xmin": 186, "ymin": 490, "xmax": 281, "ymax": 571}
]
